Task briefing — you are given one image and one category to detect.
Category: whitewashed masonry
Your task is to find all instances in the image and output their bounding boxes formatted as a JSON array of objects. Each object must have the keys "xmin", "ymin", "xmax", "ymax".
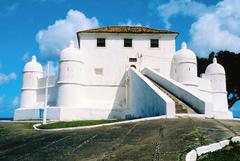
[{"xmin": 14, "ymin": 26, "xmax": 232, "ymax": 120}]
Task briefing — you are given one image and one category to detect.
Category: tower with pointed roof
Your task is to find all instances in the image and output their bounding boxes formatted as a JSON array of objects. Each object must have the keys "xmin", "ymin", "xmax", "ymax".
[{"xmin": 14, "ymin": 56, "xmax": 43, "ymax": 120}]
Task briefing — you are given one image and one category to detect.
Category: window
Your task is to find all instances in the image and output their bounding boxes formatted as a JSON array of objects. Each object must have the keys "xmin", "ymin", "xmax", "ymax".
[
  {"xmin": 154, "ymin": 68, "xmax": 160, "ymax": 72},
  {"xmin": 129, "ymin": 58, "xmax": 137, "ymax": 62},
  {"xmin": 150, "ymin": 39, "xmax": 159, "ymax": 48},
  {"xmin": 124, "ymin": 38, "xmax": 132, "ymax": 47},
  {"xmin": 94, "ymin": 68, "xmax": 103, "ymax": 75},
  {"xmin": 97, "ymin": 38, "xmax": 105, "ymax": 47}
]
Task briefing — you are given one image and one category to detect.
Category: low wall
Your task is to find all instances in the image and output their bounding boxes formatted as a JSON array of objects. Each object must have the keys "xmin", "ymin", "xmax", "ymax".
[
  {"xmin": 14, "ymin": 108, "xmax": 41, "ymax": 120},
  {"xmin": 185, "ymin": 136, "xmax": 240, "ymax": 161},
  {"xmin": 142, "ymin": 67, "xmax": 213, "ymax": 117},
  {"xmin": 128, "ymin": 67, "xmax": 175, "ymax": 118}
]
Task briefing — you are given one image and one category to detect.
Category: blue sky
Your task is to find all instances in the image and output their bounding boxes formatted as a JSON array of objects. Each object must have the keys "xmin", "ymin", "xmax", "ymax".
[{"xmin": 0, "ymin": 0, "xmax": 239, "ymax": 118}]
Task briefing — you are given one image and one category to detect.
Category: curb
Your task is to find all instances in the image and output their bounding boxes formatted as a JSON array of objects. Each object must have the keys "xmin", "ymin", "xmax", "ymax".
[
  {"xmin": 185, "ymin": 136, "xmax": 240, "ymax": 161},
  {"xmin": 33, "ymin": 114, "xmax": 240, "ymax": 132},
  {"xmin": 33, "ymin": 115, "xmax": 168, "ymax": 131}
]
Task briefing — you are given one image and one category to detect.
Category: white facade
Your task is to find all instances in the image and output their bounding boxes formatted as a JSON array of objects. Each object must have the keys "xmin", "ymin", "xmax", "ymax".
[{"xmin": 14, "ymin": 26, "xmax": 232, "ymax": 120}]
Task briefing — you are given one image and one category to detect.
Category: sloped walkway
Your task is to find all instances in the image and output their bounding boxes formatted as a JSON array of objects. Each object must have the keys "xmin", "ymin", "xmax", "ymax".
[{"xmin": 148, "ymin": 77, "xmax": 197, "ymax": 114}]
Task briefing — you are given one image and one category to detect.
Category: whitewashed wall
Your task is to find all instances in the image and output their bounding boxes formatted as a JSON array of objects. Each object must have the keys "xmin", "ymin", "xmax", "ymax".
[
  {"xmin": 128, "ymin": 67, "xmax": 175, "ymax": 118},
  {"xmin": 78, "ymin": 33, "xmax": 176, "ymax": 83},
  {"xmin": 15, "ymin": 32, "xmax": 177, "ymax": 121},
  {"xmin": 14, "ymin": 108, "xmax": 40, "ymax": 120},
  {"xmin": 143, "ymin": 67, "xmax": 214, "ymax": 117},
  {"xmin": 37, "ymin": 76, "xmax": 58, "ymax": 107}
]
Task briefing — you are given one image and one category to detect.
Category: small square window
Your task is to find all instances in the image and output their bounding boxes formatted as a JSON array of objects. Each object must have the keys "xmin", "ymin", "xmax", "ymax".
[
  {"xmin": 154, "ymin": 68, "xmax": 160, "ymax": 72},
  {"xmin": 150, "ymin": 39, "xmax": 159, "ymax": 48},
  {"xmin": 97, "ymin": 38, "xmax": 105, "ymax": 47},
  {"xmin": 94, "ymin": 68, "xmax": 103, "ymax": 75},
  {"xmin": 129, "ymin": 58, "xmax": 137, "ymax": 62},
  {"xmin": 124, "ymin": 38, "xmax": 132, "ymax": 47}
]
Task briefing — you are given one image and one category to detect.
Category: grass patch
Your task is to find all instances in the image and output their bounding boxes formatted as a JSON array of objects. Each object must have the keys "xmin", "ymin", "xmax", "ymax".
[
  {"xmin": 1, "ymin": 118, "xmax": 239, "ymax": 161},
  {"xmin": 198, "ymin": 142, "xmax": 240, "ymax": 161},
  {"xmin": 0, "ymin": 126, "xmax": 10, "ymax": 137},
  {"xmin": 38, "ymin": 119, "xmax": 122, "ymax": 129},
  {"xmin": 179, "ymin": 128, "xmax": 209, "ymax": 161}
]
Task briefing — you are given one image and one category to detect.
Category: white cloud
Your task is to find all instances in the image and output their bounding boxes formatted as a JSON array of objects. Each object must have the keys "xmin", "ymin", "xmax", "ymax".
[
  {"xmin": 43, "ymin": 61, "xmax": 59, "ymax": 76},
  {"xmin": 190, "ymin": 0, "xmax": 240, "ymax": 57},
  {"xmin": 119, "ymin": 19, "xmax": 142, "ymax": 26},
  {"xmin": 5, "ymin": 3, "xmax": 19, "ymax": 12},
  {"xmin": 22, "ymin": 52, "xmax": 30, "ymax": 62},
  {"xmin": 156, "ymin": 0, "xmax": 212, "ymax": 29},
  {"xmin": 36, "ymin": 9, "xmax": 99, "ymax": 58},
  {"xmin": 156, "ymin": 0, "xmax": 240, "ymax": 57},
  {"xmin": 0, "ymin": 72, "xmax": 17, "ymax": 85},
  {"xmin": 12, "ymin": 96, "xmax": 19, "ymax": 108}
]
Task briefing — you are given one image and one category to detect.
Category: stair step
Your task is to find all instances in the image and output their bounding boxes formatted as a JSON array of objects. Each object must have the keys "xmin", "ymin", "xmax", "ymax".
[
  {"xmin": 176, "ymin": 109, "xmax": 188, "ymax": 113},
  {"xmin": 147, "ymin": 77, "xmax": 197, "ymax": 114}
]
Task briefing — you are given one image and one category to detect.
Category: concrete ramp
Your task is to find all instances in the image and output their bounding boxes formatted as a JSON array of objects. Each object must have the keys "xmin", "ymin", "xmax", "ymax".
[
  {"xmin": 143, "ymin": 67, "xmax": 214, "ymax": 118},
  {"xmin": 128, "ymin": 67, "xmax": 175, "ymax": 118},
  {"xmin": 150, "ymin": 80, "xmax": 197, "ymax": 114}
]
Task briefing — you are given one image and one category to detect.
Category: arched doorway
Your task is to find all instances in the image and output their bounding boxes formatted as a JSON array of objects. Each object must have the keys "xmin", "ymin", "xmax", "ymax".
[{"xmin": 130, "ymin": 65, "xmax": 136, "ymax": 69}]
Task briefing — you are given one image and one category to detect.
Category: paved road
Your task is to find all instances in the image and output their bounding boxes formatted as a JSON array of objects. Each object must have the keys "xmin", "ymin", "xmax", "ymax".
[{"xmin": 0, "ymin": 118, "xmax": 239, "ymax": 161}]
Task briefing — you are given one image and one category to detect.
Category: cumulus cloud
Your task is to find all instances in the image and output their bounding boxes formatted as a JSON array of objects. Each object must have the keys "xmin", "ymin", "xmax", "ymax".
[
  {"xmin": 0, "ymin": 72, "xmax": 17, "ymax": 85},
  {"xmin": 190, "ymin": 0, "xmax": 240, "ymax": 56},
  {"xmin": 156, "ymin": 0, "xmax": 212, "ymax": 29},
  {"xmin": 36, "ymin": 9, "xmax": 99, "ymax": 58},
  {"xmin": 42, "ymin": 61, "xmax": 59, "ymax": 76},
  {"xmin": 5, "ymin": 3, "xmax": 19, "ymax": 12},
  {"xmin": 119, "ymin": 19, "xmax": 142, "ymax": 26},
  {"xmin": 22, "ymin": 52, "xmax": 30, "ymax": 62},
  {"xmin": 156, "ymin": 0, "xmax": 240, "ymax": 57}
]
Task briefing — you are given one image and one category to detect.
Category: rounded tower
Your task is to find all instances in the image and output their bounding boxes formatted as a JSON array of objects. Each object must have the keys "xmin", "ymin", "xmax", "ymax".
[
  {"xmin": 173, "ymin": 42, "xmax": 198, "ymax": 87},
  {"xmin": 57, "ymin": 40, "xmax": 84, "ymax": 107},
  {"xmin": 205, "ymin": 57, "xmax": 226, "ymax": 93},
  {"xmin": 20, "ymin": 55, "xmax": 43, "ymax": 108},
  {"xmin": 205, "ymin": 57, "xmax": 232, "ymax": 119}
]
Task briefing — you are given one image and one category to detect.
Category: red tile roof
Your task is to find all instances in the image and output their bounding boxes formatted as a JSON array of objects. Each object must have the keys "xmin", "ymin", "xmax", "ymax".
[{"xmin": 77, "ymin": 26, "xmax": 178, "ymax": 34}]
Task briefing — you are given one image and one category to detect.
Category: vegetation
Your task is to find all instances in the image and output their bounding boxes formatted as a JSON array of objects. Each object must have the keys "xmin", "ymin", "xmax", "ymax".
[
  {"xmin": 38, "ymin": 119, "xmax": 121, "ymax": 129},
  {"xmin": 178, "ymin": 128, "xmax": 209, "ymax": 161},
  {"xmin": 197, "ymin": 51, "xmax": 240, "ymax": 108},
  {"xmin": 1, "ymin": 118, "xmax": 240, "ymax": 161},
  {"xmin": 198, "ymin": 142, "xmax": 240, "ymax": 161}
]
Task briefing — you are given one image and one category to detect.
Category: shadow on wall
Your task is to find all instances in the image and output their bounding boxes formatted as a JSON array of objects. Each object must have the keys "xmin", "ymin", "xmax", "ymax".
[
  {"xmin": 108, "ymin": 72, "xmax": 127, "ymax": 119},
  {"xmin": 170, "ymin": 57, "xmax": 176, "ymax": 79},
  {"xmin": 128, "ymin": 68, "xmax": 168, "ymax": 118}
]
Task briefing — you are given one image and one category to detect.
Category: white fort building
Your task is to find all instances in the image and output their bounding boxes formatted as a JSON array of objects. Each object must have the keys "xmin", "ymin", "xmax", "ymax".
[{"xmin": 14, "ymin": 26, "xmax": 233, "ymax": 120}]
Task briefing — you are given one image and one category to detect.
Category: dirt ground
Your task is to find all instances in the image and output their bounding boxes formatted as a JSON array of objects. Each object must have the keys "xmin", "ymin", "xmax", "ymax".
[{"xmin": 0, "ymin": 117, "xmax": 239, "ymax": 161}]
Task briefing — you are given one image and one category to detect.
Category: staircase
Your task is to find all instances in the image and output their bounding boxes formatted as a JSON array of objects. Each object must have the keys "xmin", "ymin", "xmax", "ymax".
[{"xmin": 149, "ymin": 78, "xmax": 197, "ymax": 114}]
